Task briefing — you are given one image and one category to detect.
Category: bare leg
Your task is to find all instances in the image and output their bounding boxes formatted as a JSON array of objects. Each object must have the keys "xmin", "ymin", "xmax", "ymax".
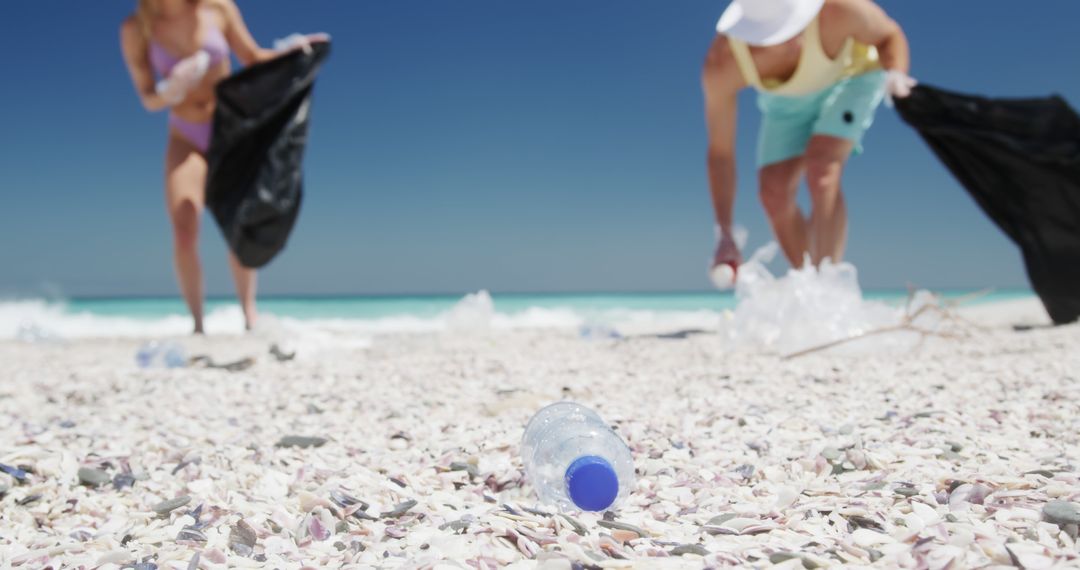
[
  {"xmin": 165, "ymin": 135, "xmax": 208, "ymax": 334},
  {"xmin": 758, "ymin": 157, "xmax": 809, "ymax": 267},
  {"xmin": 805, "ymin": 136, "xmax": 854, "ymax": 265},
  {"xmin": 228, "ymin": 252, "xmax": 258, "ymax": 330}
]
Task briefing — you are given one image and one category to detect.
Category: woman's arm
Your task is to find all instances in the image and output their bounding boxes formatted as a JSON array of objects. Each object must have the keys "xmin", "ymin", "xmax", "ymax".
[
  {"xmin": 213, "ymin": 0, "xmax": 277, "ymax": 66},
  {"xmin": 120, "ymin": 17, "xmax": 171, "ymax": 112},
  {"xmin": 838, "ymin": 0, "xmax": 910, "ymax": 73}
]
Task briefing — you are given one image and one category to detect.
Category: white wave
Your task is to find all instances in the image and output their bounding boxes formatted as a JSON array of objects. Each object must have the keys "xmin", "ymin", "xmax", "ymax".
[{"xmin": 0, "ymin": 292, "xmax": 724, "ymax": 342}]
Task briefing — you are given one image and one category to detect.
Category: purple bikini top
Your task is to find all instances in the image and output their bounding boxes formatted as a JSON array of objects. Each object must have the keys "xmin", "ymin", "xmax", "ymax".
[{"xmin": 149, "ymin": 16, "xmax": 230, "ymax": 78}]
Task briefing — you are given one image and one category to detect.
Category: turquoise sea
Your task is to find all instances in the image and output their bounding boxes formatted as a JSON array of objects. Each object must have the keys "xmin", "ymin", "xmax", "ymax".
[
  {"xmin": 2, "ymin": 289, "xmax": 1035, "ymax": 339},
  {"xmin": 61, "ymin": 289, "xmax": 1033, "ymax": 320}
]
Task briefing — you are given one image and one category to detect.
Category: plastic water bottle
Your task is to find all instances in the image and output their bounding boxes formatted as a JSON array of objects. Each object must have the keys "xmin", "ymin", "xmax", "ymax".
[
  {"xmin": 521, "ymin": 402, "xmax": 635, "ymax": 512},
  {"xmin": 578, "ymin": 323, "xmax": 622, "ymax": 340},
  {"xmin": 136, "ymin": 341, "xmax": 187, "ymax": 369}
]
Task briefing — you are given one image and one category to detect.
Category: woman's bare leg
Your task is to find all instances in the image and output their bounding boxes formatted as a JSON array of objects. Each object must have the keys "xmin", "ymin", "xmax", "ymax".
[
  {"xmin": 758, "ymin": 156, "xmax": 809, "ymax": 267},
  {"xmin": 165, "ymin": 135, "xmax": 208, "ymax": 334},
  {"xmin": 228, "ymin": 252, "xmax": 258, "ymax": 330},
  {"xmin": 805, "ymin": 135, "xmax": 855, "ymax": 265}
]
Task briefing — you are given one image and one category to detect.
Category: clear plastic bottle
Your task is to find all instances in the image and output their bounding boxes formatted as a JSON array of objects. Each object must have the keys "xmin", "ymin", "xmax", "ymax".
[
  {"xmin": 136, "ymin": 341, "xmax": 187, "ymax": 369},
  {"xmin": 521, "ymin": 402, "xmax": 635, "ymax": 512}
]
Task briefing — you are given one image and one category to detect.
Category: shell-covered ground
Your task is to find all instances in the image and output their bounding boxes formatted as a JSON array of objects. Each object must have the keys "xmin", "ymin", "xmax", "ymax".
[{"xmin": 1, "ymin": 316, "xmax": 1079, "ymax": 568}]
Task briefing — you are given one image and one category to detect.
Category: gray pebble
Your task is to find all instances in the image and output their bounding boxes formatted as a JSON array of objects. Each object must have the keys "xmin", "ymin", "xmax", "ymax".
[
  {"xmin": 822, "ymin": 447, "xmax": 842, "ymax": 461},
  {"xmin": 670, "ymin": 544, "xmax": 709, "ymax": 557},
  {"xmin": 276, "ymin": 436, "xmax": 328, "ymax": 449},
  {"xmin": 381, "ymin": 499, "xmax": 418, "ymax": 518},
  {"xmin": 439, "ymin": 519, "xmax": 471, "ymax": 533},
  {"xmin": 894, "ymin": 486, "xmax": 919, "ymax": 497},
  {"xmin": 450, "ymin": 461, "xmax": 479, "ymax": 478},
  {"xmin": 1043, "ymin": 501, "xmax": 1080, "ymax": 526},
  {"xmin": 560, "ymin": 514, "xmax": 588, "ymax": 536},
  {"xmin": 769, "ymin": 552, "xmax": 819, "ymax": 569},
  {"xmin": 78, "ymin": 468, "xmax": 110, "ymax": 488},
  {"xmin": 153, "ymin": 496, "xmax": 192, "ymax": 516},
  {"xmin": 597, "ymin": 520, "xmax": 646, "ymax": 538},
  {"xmin": 112, "ymin": 473, "xmax": 137, "ymax": 491},
  {"xmin": 704, "ymin": 513, "xmax": 738, "ymax": 526}
]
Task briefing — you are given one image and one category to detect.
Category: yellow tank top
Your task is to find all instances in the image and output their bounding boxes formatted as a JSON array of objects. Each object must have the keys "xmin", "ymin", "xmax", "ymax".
[{"xmin": 727, "ymin": 16, "xmax": 881, "ymax": 97}]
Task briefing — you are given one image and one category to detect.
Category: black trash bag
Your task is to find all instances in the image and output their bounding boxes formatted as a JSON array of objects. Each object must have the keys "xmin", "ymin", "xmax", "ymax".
[
  {"xmin": 896, "ymin": 84, "xmax": 1080, "ymax": 325},
  {"xmin": 205, "ymin": 42, "xmax": 331, "ymax": 268}
]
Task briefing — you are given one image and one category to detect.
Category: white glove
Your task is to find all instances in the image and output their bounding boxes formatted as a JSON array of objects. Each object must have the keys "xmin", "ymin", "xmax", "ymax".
[
  {"xmin": 156, "ymin": 51, "xmax": 211, "ymax": 106},
  {"xmin": 883, "ymin": 69, "xmax": 917, "ymax": 108}
]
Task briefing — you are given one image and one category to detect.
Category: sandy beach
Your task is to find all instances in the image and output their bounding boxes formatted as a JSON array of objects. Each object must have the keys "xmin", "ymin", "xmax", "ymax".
[{"xmin": 1, "ymin": 298, "xmax": 1078, "ymax": 568}]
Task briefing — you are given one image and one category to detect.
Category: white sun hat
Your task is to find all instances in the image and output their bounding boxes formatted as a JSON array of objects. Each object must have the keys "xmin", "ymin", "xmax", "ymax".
[{"xmin": 716, "ymin": 0, "xmax": 826, "ymax": 47}]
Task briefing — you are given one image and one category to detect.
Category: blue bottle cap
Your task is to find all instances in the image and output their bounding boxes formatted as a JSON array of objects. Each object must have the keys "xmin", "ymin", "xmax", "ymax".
[{"xmin": 565, "ymin": 455, "xmax": 619, "ymax": 512}]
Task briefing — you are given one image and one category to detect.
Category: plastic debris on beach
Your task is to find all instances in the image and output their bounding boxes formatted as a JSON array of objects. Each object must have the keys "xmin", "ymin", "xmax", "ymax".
[
  {"xmin": 578, "ymin": 323, "xmax": 622, "ymax": 340},
  {"xmin": 444, "ymin": 290, "xmax": 496, "ymax": 332},
  {"xmin": 725, "ymin": 242, "xmax": 943, "ymax": 356},
  {"xmin": 136, "ymin": 341, "xmax": 188, "ymax": 369}
]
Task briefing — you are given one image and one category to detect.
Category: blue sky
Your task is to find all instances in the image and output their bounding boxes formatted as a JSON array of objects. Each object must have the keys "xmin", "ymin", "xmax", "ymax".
[{"xmin": 2, "ymin": 1, "xmax": 1078, "ymax": 296}]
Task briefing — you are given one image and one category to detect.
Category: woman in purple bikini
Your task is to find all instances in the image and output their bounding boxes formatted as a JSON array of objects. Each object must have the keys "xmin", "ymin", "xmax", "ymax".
[{"xmin": 120, "ymin": 0, "xmax": 323, "ymax": 333}]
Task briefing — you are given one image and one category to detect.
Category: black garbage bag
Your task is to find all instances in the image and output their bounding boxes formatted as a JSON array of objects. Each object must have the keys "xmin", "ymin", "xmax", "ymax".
[
  {"xmin": 205, "ymin": 42, "xmax": 331, "ymax": 268},
  {"xmin": 896, "ymin": 84, "xmax": 1080, "ymax": 325}
]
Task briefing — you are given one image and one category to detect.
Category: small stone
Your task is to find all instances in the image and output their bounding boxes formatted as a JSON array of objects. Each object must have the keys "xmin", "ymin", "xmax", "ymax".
[
  {"xmin": 946, "ymin": 441, "xmax": 964, "ymax": 452},
  {"xmin": 894, "ymin": 486, "xmax": 919, "ymax": 497},
  {"xmin": 1025, "ymin": 469, "xmax": 1056, "ymax": 478},
  {"xmin": 597, "ymin": 520, "xmax": 646, "ymax": 539},
  {"xmin": 78, "ymin": 468, "xmax": 110, "ymax": 488},
  {"xmin": 276, "ymin": 436, "xmax": 328, "ymax": 449},
  {"xmin": 822, "ymin": 447, "xmax": 842, "ymax": 461},
  {"xmin": 769, "ymin": 552, "xmax": 819, "ymax": 568},
  {"xmin": 439, "ymin": 519, "xmax": 471, "ymax": 533},
  {"xmin": 112, "ymin": 473, "xmax": 137, "ymax": 491},
  {"xmin": 381, "ymin": 499, "xmax": 418, "ymax": 518},
  {"xmin": 153, "ymin": 496, "xmax": 192, "ymax": 516},
  {"xmin": 670, "ymin": 544, "xmax": 709, "ymax": 557},
  {"xmin": 559, "ymin": 514, "xmax": 588, "ymax": 536},
  {"xmin": 229, "ymin": 519, "xmax": 258, "ymax": 557},
  {"xmin": 1043, "ymin": 501, "xmax": 1080, "ymax": 526},
  {"xmin": 705, "ymin": 513, "xmax": 738, "ymax": 526},
  {"xmin": 450, "ymin": 461, "xmax": 479, "ymax": 478}
]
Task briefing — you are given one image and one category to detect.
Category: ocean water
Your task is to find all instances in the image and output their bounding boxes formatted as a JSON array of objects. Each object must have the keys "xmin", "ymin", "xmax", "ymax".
[{"xmin": 1, "ymin": 289, "xmax": 1034, "ymax": 341}]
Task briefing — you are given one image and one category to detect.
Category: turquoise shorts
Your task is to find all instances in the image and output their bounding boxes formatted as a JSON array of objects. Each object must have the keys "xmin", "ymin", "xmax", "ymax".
[{"xmin": 756, "ymin": 70, "xmax": 886, "ymax": 168}]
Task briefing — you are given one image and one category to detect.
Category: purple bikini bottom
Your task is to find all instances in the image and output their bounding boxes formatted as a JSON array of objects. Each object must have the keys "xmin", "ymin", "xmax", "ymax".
[{"xmin": 169, "ymin": 114, "xmax": 212, "ymax": 153}]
